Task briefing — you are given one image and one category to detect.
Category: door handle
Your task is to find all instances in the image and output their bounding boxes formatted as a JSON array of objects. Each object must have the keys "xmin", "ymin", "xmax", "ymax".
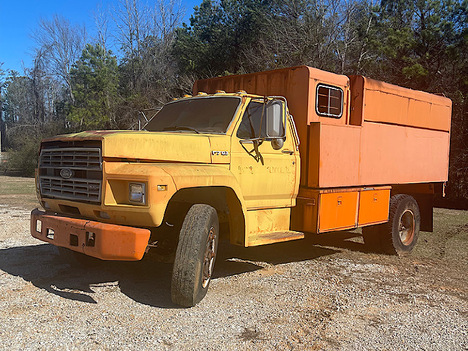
[{"xmin": 281, "ymin": 149, "xmax": 294, "ymax": 155}]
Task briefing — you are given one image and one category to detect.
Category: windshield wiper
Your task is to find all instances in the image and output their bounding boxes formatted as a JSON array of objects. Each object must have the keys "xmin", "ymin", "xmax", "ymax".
[{"xmin": 163, "ymin": 126, "xmax": 200, "ymax": 134}]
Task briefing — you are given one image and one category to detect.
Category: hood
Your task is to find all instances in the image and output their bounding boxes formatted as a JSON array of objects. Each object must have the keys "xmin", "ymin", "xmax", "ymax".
[{"xmin": 43, "ymin": 130, "xmax": 231, "ymax": 164}]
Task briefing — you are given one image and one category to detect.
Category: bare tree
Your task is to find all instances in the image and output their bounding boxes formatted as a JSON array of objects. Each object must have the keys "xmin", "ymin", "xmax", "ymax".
[
  {"xmin": 93, "ymin": 2, "xmax": 110, "ymax": 51},
  {"xmin": 114, "ymin": 0, "xmax": 150, "ymax": 60},
  {"xmin": 30, "ymin": 49, "xmax": 47, "ymax": 124},
  {"xmin": 152, "ymin": 0, "xmax": 183, "ymax": 45},
  {"xmin": 242, "ymin": 0, "xmax": 338, "ymax": 72},
  {"xmin": 145, "ymin": 0, "xmax": 184, "ymax": 97},
  {"xmin": 331, "ymin": 0, "xmax": 378, "ymax": 74},
  {"xmin": 33, "ymin": 15, "xmax": 86, "ymax": 103}
]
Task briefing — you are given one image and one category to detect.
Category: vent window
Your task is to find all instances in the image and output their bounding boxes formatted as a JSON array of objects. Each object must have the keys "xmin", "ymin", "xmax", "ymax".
[{"xmin": 316, "ymin": 84, "xmax": 344, "ymax": 118}]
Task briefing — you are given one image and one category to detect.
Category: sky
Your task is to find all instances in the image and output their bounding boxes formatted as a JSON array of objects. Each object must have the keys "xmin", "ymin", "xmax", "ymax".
[{"xmin": 0, "ymin": 0, "xmax": 201, "ymax": 74}]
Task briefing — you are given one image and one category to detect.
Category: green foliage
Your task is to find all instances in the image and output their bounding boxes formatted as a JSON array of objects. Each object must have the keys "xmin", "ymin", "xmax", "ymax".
[
  {"xmin": 68, "ymin": 44, "xmax": 119, "ymax": 130},
  {"xmin": 2, "ymin": 73, "xmax": 35, "ymax": 127},
  {"xmin": 4, "ymin": 138, "xmax": 40, "ymax": 177},
  {"xmin": 402, "ymin": 63, "xmax": 429, "ymax": 79},
  {"xmin": 372, "ymin": 0, "xmax": 466, "ymax": 89},
  {"xmin": 173, "ymin": 0, "xmax": 272, "ymax": 77},
  {"xmin": 3, "ymin": 120, "xmax": 67, "ymax": 176}
]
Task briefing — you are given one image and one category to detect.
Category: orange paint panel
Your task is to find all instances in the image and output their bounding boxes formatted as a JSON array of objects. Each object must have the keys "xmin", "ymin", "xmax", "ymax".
[
  {"xmin": 306, "ymin": 123, "xmax": 321, "ymax": 188},
  {"xmin": 355, "ymin": 76, "xmax": 452, "ymax": 132},
  {"xmin": 431, "ymin": 103, "xmax": 451, "ymax": 130},
  {"xmin": 349, "ymin": 75, "xmax": 364, "ymax": 126},
  {"xmin": 358, "ymin": 188, "xmax": 390, "ymax": 226},
  {"xmin": 317, "ymin": 124, "xmax": 361, "ymax": 188},
  {"xmin": 305, "ymin": 121, "xmax": 449, "ymax": 188},
  {"xmin": 319, "ymin": 191, "xmax": 358, "ymax": 232},
  {"xmin": 291, "ymin": 193, "xmax": 319, "ymax": 233},
  {"xmin": 307, "ymin": 123, "xmax": 361, "ymax": 188},
  {"xmin": 359, "ymin": 122, "xmax": 450, "ymax": 185},
  {"xmin": 31, "ymin": 209, "xmax": 150, "ymax": 261}
]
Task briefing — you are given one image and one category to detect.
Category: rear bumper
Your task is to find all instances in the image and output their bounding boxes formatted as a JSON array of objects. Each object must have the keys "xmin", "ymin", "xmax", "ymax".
[{"xmin": 30, "ymin": 209, "xmax": 151, "ymax": 261}]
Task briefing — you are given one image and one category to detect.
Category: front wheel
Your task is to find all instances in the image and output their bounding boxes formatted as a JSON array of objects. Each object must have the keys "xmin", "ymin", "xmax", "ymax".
[{"xmin": 171, "ymin": 204, "xmax": 219, "ymax": 307}]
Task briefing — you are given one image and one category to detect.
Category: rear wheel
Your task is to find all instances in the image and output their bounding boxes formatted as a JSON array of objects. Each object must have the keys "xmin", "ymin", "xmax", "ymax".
[
  {"xmin": 384, "ymin": 194, "xmax": 420, "ymax": 255},
  {"xmin": 171, "ymin": 204, "xmax": 219, "ymax": 307},
  {"xmin": 363, "ymin": 194, "xmax": 420, "ymax": 255}
]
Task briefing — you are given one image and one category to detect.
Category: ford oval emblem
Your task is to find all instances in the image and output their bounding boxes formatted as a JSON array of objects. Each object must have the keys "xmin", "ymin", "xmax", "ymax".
[{"xmin": 60, "ymin": 168, "xmax": 74, "ymax": 179}]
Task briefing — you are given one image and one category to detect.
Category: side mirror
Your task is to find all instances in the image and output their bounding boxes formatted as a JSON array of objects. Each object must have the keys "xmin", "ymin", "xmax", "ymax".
[{"xmin": 266, "ymin": 100, "xmax": 285, "ymax": 149}]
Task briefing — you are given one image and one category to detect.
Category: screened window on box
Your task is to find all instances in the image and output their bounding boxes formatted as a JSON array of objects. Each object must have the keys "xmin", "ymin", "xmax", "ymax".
[{"xmin": 316, "ymin": 84, "xmax": 343, "ymax": 118}]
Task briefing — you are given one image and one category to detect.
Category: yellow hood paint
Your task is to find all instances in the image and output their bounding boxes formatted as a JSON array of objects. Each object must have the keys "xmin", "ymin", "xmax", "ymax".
[{"xmin": 45, "ymin": 130, "xmax": 231, "ymax": 164}]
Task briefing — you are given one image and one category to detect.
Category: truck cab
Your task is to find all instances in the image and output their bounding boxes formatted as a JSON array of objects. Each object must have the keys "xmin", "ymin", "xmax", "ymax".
[{"xmin": 31, "ymin": 91, "xmax": 301, "ymax": 306}]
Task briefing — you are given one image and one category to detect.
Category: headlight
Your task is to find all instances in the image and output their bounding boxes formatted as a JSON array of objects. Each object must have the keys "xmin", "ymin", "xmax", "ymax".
[{"xmin": 129, "ymin": 182, "xmax": 146, "ymax": 204}]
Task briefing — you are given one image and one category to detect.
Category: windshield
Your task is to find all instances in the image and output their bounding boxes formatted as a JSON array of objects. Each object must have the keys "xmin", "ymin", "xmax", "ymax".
[{"xmin": 145, "ymin": 96, "xmax": 241, "ymax": 134}]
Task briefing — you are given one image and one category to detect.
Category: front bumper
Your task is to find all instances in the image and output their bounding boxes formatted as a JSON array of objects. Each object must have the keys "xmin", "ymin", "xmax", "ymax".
[{"xmin": 30, "ymin": 209, "xmax": 151, "ymax": 261}]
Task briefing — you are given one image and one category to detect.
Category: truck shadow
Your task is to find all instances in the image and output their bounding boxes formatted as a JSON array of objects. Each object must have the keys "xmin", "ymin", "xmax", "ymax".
[
  {"xmin": 0, "ymin": 231, "xmax": 366, "ymax": 308},
  {"xmin": 0, "ymin": 244, "xmax": 175, "ymax": 308},
  {"xmin": 214, "ymin": 230, "xmax": 368, "ymax": 278}
]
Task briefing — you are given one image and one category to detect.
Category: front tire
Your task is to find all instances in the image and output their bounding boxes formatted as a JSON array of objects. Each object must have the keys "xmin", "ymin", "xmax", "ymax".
[{"xmin": 171, "ymin": 204, "xmax": 219, "ymax": 307}]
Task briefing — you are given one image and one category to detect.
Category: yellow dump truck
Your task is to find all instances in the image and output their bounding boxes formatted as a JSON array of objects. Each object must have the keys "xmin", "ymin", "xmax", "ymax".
[{"xmin": 31, "ymin": 66, "xmax": 451, "ymax": 306}]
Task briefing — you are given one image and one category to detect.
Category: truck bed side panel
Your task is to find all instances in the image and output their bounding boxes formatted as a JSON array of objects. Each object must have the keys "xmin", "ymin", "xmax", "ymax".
[{"xmin": 308, "ymin": 122, "xmax": 450, "ymax": 188}]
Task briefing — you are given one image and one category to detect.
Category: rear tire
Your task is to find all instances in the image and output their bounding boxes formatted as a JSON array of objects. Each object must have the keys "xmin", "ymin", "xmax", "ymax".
[
  {"xmin": 383, "ymin": 194, "xmax": 420, "ymax": 255},
  {"xmin": 363, "ymin": 194, "xmax": 420, "ymax": 255},
  {"xmin": 171, "ymin": 204, "xmax": 219, "ymax": 307}
]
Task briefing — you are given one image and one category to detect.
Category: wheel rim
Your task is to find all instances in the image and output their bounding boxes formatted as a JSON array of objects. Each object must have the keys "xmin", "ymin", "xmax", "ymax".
[
  {"xmin": 399, "ymin": 209, "xmax": 415, "ymax": 246},
  {"xmin": 202, "ymin": 226, "xmax": 217, "ymax": 288}
]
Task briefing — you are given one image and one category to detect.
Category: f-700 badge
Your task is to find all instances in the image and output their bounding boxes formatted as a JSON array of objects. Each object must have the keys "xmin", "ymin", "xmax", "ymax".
[{"xmin": 211, "ymin": 151, "xmax": 229, "ymax": 156}]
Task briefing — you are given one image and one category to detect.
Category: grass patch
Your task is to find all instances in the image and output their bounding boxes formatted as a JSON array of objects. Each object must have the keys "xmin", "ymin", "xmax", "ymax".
[
  {"xmin": 0, "ymin": 176, "xmax": 38, "ymax": 210},
  {"xmin": 0, "ymin": 176, "xmax": 36, "ymax": 195},
  {"xmin": 434, "ymin": 207, "xmax": 468, "ymax": 228},
  {"xmin": 415, "ymin": 207, "xmax": 468, "ymax": 264}
]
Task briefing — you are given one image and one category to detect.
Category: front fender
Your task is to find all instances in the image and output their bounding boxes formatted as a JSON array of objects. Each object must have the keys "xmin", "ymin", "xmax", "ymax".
[
  {"xmin": 159, "ymin": 164, "xmax": 246, "ymax": 209},
  {"xmin": 159, "ymin": 163, "xmax": 248, "ymax": 245},
  {"xmin": 104, "ymin": 162, "xmax": 247, "ymax": 229},
  {"xmin": 103, "ymin": 161, "xmax": 177, "ymax": 227}
]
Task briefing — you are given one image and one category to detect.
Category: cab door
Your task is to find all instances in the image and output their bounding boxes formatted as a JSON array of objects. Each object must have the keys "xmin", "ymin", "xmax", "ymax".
[{"xmin": 230, "ymin": 99, "xmax": 300, "ymax": 210}]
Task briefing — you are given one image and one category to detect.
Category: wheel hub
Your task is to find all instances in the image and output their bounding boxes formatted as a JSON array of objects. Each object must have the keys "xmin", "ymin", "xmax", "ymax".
[
  {"xmin": 399, "ymin": 209, "xmax": 415, "ymax": 246},
  {"xmin": 202, "ymin": 227, "xmax": 217, "ymax": 288}
]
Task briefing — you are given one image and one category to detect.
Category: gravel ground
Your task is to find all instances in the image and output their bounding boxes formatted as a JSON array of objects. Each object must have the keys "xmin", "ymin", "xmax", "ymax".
[{"xmin": 0, "ymin": 185, "xmax": 467, "ymax": 350}]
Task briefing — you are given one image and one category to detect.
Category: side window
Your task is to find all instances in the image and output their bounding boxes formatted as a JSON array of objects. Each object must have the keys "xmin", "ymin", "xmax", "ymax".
[
  {"xmin": 236, "ymin": 101, "xmax": 267, "ymax": 139},
  {"xmin": 316, "ymin": 84, "xmax": 343, "ymax": 118}
]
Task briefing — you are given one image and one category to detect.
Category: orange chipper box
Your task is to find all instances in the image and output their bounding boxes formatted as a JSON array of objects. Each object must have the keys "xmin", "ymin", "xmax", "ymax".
[{"xmin": 194, "ymin": 66, "xmax": 451, "ymax": 235}]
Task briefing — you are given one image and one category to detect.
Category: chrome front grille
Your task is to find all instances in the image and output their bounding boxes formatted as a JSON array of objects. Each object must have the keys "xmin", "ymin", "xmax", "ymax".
[
  {"xmin": 39, "ymin": 146, "xmax": 103, "ymax": 204},
  {"xmin": 40, "ymin": 177, "xmax": 101, "ymax": 202},
  {"xmin": 40, "ymin": 148, "xmax": 102, "ymax": 170}
]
